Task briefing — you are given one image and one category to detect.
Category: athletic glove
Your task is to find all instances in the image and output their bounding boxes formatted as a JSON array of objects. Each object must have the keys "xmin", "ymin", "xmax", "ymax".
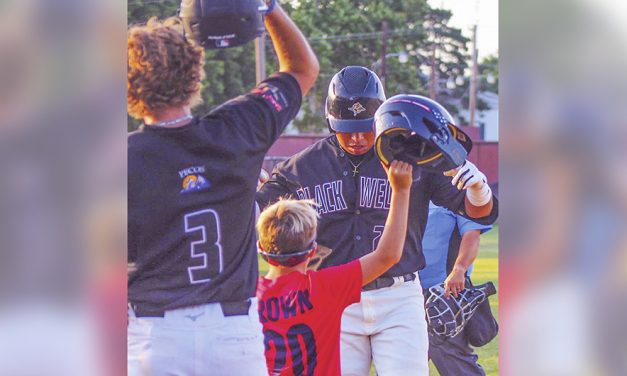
[{"xmin": 444, "ymin": 160, "xmax": 492, "ymax": 206}]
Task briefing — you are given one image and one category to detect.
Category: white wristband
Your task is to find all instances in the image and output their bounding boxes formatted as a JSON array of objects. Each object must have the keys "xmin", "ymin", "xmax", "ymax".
[{"xmin": 466, "ymin": 182, "xmax": 492, "ymax": 206}]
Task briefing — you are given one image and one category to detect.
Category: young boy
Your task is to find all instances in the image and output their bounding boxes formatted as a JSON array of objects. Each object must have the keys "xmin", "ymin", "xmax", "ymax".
[{"xmin": 256, "ymin": 160, "xmax": 413, "ymax": 376}]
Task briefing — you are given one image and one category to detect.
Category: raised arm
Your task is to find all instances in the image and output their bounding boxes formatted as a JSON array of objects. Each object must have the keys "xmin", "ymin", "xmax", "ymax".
[
  {"xmin": 359, "ymin": 161, "xmax": 412, "ymax": 286},
  {"xmin": 264, "ymin": 2, "xmax": 319, "ymax": 96}
]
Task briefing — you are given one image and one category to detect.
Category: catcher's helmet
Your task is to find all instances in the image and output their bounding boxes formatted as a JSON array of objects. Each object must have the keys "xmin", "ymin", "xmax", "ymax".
[
  {"xmin": 374, "ymin": 95, "xmax": 472, "ymax": 172},
  {"xmin": 180, "ymin": 0, "xmax": 266, "ymax": 49},
  {"xmin": 326, "ymin": 66, "xmax": 386, "ymax": 133},
  {"xmin": 425, "ymin": 281, "xmax": 496, "ymax": 339}
]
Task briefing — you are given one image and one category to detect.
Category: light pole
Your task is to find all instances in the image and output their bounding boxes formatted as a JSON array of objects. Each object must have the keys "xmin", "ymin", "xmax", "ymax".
[
  {"xmin": 255, "ymin": 35, "xmax": 266, "ymax": 83},
  {"xmin": 469, "ymin": 24, "xmax": 478, "ymax": 127}
]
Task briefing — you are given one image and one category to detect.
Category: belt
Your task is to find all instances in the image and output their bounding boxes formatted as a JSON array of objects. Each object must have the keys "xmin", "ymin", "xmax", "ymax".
[
  {"xmin": 131, "ymin": 299, "xmax": 251, "ymax": 318},
  {"xmin": 362, "ymin": 272, "xmax": 417, "ymax": 291}
]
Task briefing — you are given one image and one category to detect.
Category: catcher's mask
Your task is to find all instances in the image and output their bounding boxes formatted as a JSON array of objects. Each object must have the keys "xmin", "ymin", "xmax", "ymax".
[
  {"xmin": 425, "ymin": 281, "xmax": 496, "ymax": 340},
  {"xmin": 374, "ymin": 95, "xmax": 472, "ymax": 173},
  {"xmin": 179, "ymin": 0, "xmax": 266, "ymax": 49},
  {"xmin": 258, "ymin": 241, "xmax": 317, "ymax": 267}
]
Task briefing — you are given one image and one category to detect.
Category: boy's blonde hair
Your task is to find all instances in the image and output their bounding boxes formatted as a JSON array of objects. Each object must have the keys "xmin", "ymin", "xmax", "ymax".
[{"xmin": 257, "ymin": 199, "xmax": 318, "ymax": 255}]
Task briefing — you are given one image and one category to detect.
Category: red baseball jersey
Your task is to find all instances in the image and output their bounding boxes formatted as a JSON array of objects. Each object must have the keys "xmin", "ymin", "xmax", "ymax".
[{"xmin": 256, "ymin": 260, "xmax": 362, "ymax": 376}]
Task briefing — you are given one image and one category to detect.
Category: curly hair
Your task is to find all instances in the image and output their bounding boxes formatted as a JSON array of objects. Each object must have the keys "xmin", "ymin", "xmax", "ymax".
[{"xmin": 127, "ymin": 17, "xmax": 205, "ymax": 120}]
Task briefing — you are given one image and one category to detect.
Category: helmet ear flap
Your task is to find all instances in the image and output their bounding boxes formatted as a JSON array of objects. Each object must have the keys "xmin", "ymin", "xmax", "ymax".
[
  {"xmin": 326, "ymin": 119, "xmax": 335, "ymax": 134},
  {"xmin": 325, "ymin": 97, "xmax": 335, "ymax": 133}
]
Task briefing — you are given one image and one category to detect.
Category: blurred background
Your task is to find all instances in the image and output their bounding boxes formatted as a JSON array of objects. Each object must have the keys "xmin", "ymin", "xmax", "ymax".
[
  {"xmin": 0, "ymin": 0, "xmax": 625, "ymax": 374},
  {"xmin": 500, "ymin": 0, "xmax": 627, "ymax": 375}
]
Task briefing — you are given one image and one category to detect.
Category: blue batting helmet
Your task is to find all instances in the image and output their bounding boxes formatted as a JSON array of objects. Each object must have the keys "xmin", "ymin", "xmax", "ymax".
[
  {"xmin": 325, "ymin": 66, "xmax": 386, "ymax": 133},
  {"xmin": 374, "ymin": 94, "xmax": 472, "ymax": 172}
]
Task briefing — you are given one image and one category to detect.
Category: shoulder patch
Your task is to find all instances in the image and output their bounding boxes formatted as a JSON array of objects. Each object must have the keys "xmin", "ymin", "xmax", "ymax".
[{"xmin": 251, "ymin": 83, "xmax": 288, "ymax": 112}]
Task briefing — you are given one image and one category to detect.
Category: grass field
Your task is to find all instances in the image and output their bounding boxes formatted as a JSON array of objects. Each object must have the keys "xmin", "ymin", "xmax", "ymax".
[
  {"xmin": 258, "ymin": 226, "xmax": 499, "ymax": 376},
  {"xmin": 453, "ymin": 225, "xmax": 498, "ymax": 376}
]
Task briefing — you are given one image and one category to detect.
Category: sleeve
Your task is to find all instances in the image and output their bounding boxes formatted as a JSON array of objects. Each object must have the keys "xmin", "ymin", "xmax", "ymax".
[
  {"xmin": 256, "ymin": 163, "xmax": 303, "ymax": 209},
  {"xmin": 428, "ymin": 171, "xmax": 499, "ymax": 226},
  {"xmin": 313, "ymin": 260, "xmax": 362, "ymax": 309},
  {"xmin": 206, "ymin": 72, "xmax": 302, "ymax": 150},
  {"xmin": 456, "ymin": 214, "xmax": 493, "ymax": 236}
]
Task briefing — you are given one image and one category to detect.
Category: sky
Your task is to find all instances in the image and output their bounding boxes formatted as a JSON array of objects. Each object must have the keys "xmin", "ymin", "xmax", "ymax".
[{"xmin": 428, "ymin": 0, "xmax": 498, "ymax": 60}]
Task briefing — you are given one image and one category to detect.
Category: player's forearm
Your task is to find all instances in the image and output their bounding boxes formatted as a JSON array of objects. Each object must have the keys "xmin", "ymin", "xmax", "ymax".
[
  {"xmin": 451, "ymin": 230, "xmax": 481, "ymax": 274},
  {"xmin": 465, "ymin": 196, "xmax": 493, "ymax": 218},
  {"xmin": 264, "ymin": 3, "xmax": 319, "ymax": 95}
]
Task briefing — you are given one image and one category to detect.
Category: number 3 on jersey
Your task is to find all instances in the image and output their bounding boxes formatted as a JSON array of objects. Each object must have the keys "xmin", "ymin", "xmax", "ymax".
[{"xmin": 184, "ymin": 209, "xmax": 224, "ymax": 284}]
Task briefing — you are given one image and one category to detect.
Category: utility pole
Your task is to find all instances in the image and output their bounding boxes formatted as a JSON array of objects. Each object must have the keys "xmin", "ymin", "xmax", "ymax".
[
  {"xmin": 429, "ymin": 42, "xmax": 437, "ymax": 99},
  {"xmin": 469, "ymin": 24, "xmax": 478, "ymax": 127},
  {"xmin": 255, "ymin": 34, "xmax": 266, "ymax": 83},
  {"xmin": 380, "ymin": 21, "xmax": 388, "ymax": 91}
]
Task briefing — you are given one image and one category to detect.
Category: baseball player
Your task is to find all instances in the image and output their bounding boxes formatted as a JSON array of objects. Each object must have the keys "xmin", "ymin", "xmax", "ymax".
[
  {"xmin": 127, "ymin": 1, "xmax": 319, "ymax": 374},
  {"xmin": 420, "ymin": 202, "xmax": 493, "ymax": 375},
  {"xmin": 257, "ymin": 161, "xmax": 413, "ymax": 376},
  {"xmin": 256, "ymin": 66, "xmax": 497, "ymax": 375}
]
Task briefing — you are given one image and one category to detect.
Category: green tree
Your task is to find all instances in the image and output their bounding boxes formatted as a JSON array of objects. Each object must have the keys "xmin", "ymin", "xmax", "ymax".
[
  {"xmin": 285, "ymin": 0, "xmax": 431, "ymax": 132},
  {"xmin": 479, "ymin": 54, "xmax": 499, "ymax": 93},
  {"xmin": 418, "ymin": 7, "xmax": 470, "ymax": 115},
  {"xmin": 127, "ymin": 1, "xmax": 472, "ymax": 133}
]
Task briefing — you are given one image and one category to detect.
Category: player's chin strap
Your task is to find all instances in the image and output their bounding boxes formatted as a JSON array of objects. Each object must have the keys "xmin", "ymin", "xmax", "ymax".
[{"xmin": 258, "ymin": 241, "xmax": 317, "ymax": 267}]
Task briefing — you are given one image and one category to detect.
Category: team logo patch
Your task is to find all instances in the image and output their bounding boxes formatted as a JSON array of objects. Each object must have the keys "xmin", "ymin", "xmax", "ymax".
[
  {"xmin": 206, "ymin": 33, "xmax": 235, "ymax": 48},
  {"xmin": 178, "ymin": 166, "xmax": 211, "ymax": 194},
  {"xmin": 348, "ymin": 102, "xmax": 366, "ymax": 117},
  {"xmin": 215, "ymin": 39, "xmax": 231, "ymax": 48},
  {"xmin": 251, "ymin": 83, "xmax": 288, "ymax": 112}
]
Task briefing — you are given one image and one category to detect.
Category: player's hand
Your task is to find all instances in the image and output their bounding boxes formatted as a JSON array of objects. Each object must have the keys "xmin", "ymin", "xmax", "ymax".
[
  {"xmin": 443, "ymin": 160, "xmax": 487, "ymax": 191},
  {"xmin": 444, "ymin": 269, "xmax": 466, "ymax": 299},
  {"xmin": 385, "ymin": 160, "xmax": 413, "ymax": 192}
]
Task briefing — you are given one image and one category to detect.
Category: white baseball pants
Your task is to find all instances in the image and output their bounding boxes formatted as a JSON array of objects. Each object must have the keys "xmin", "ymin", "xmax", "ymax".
[
  {"xmin": 340, "ymin": 276, "xmax": 429, "ymax": 375},
  {"xmin": 128, "ymin": 298, "xmax": 267, "ymax": 376}
]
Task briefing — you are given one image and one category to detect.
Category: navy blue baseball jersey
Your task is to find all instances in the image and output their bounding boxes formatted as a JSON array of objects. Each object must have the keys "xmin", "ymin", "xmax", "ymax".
[
  {"xmin": 128, "ymin": 73, "xmax": 302, "ymax": 313},
  {"xmin": 256, "ymin": 136, "xmax": 498, "ymax": 277}
]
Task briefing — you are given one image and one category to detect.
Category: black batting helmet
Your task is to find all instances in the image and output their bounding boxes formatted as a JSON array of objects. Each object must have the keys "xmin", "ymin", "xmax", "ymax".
[
  {"xmin": 374, "ymin": 95, "xmax": 472, "ymax": 172},
  {"xmin": 325, "ymin": 66, "xmax": 386, "ymax": 133},
  {"xmin": 179, "ymin": 0, "xmax": 266, "ymax": 49}
]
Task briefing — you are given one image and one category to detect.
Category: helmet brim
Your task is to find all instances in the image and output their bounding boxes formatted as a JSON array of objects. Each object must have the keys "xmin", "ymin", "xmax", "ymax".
[{"xmin": 327, "ymin": 117, "xmax": 374, "ymax": 133}]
